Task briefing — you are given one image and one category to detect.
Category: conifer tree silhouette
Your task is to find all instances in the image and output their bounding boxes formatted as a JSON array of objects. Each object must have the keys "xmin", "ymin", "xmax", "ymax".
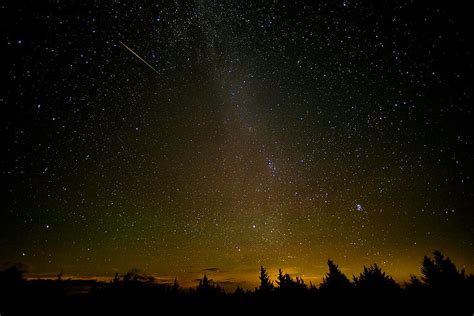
[
  {"xmin": 421, "ymin": 250, "xmax": 465, "ymax": 289},
  {"xmin": 320, "ymin": 260, "xmax": 352, "ymax": 291},
  {"xmin": 171, "ymin": 278, "xmax": 180, "ymax": 293},
  {"xmin": 257, "ymin": 266, "xmax": 274, "ymax": 292},
  {"xmin": 197, "ymin": 274, "xmax": 221, "ymax": 295},
  {"xmin": 353, "ymin": 264, "xmax": 399, "ymax": 291},
  {"xmin": 276, "ymin": 269, "xmax": 307, "ymax": 292},
  {"xmin": 234, "ymin": 285, "xmax": 245, "ymax": 296},
  {"xmin": 405, "ymin": 275, "xmax": 424, "ymax": 291}
]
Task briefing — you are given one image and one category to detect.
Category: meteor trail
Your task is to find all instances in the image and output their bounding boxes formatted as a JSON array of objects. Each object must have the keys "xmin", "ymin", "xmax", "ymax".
[{"xmin": 119, "ymin": 41, "xmax": 159, "ymax": 74}]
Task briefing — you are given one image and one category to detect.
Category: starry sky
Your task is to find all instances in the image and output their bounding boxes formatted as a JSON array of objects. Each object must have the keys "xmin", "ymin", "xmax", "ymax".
[{"xmin": 1, "ymin": 1, "xmax": 473, "ymax": 289}]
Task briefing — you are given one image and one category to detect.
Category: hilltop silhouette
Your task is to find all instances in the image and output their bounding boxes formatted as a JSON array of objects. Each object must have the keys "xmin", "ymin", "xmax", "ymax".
[{"xmin": 0, "ymin": 251, "xmax": 473, "ymax": 315}]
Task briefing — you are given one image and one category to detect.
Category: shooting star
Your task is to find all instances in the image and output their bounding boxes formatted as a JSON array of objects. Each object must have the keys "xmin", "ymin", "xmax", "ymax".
[{"xmin": 119, "ymin": 41, "xmax": 159, "ymax": 74}]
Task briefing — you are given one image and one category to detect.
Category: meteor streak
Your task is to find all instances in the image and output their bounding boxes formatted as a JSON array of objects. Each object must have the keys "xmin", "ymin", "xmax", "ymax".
[{"xmin": 119, "ymin": 41, "xmax": 159, "ymax": 74}]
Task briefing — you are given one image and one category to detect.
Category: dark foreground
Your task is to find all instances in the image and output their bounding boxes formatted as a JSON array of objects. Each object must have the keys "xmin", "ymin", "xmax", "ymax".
[
  {"xmin": 1, "ymin": 283, "xmax": 472, "ymax": 316},
  {"xmin": 1, "ymin": 251, "xmax": 473, "ymax": 315}
]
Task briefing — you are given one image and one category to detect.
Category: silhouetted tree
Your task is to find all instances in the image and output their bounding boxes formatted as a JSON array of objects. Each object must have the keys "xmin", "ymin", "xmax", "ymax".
[
  {"xmin": 421, "ymin": 250, "xmax": 465, "ymax": 290},
  {"xmin": 171, "ymin": 278, "xmax": 180, "ymax": 293},
  {"xmin": 276, "ymin": 269, "xmax": 287, "ymax": 289},
  {"xmin": 198, "ymin": 274, "xmax": 210, "ymax": 288},
  {"xmin": 234, "ymin": 285, "xmax": 245, "ymax": 296},
  {"xmin": 405, "ymin": 275, "xmax": 424, "ymax": 291},
  {"xmin": 320, "ymin": 260, "xmax": 352, "ymax": 291},
  {"xmin": 353, "ymin": 264, "xmax": 399, "ymax": 291},
  {"xmin": 276, "ymin": 269, "xmax": 307, "ymax": 293},
  {"xmin": 257, "ymin": 266, "xmax": 274, "ymax": 293},
  {"xmin": 196, "ymin": 274, "xmax": 221, "ymax": 295},
  {"xmin": 295, "ymin": 276, "xmax": 307, "ymax": 290},
  {"xmin": 112, "ymin": 272, "xmax": 120, "ymax": 284}
]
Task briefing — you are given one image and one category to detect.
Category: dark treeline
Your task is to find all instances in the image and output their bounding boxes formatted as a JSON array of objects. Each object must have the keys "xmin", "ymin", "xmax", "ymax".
[{"xmin": 0, "ymin": 251, "xmax": 473, "ymax": 315}]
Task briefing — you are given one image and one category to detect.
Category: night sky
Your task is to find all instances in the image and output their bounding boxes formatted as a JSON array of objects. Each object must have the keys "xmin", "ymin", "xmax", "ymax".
[{"xmin": 2, "ymin": 1, "xmax": 473, "ymax": 289}]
